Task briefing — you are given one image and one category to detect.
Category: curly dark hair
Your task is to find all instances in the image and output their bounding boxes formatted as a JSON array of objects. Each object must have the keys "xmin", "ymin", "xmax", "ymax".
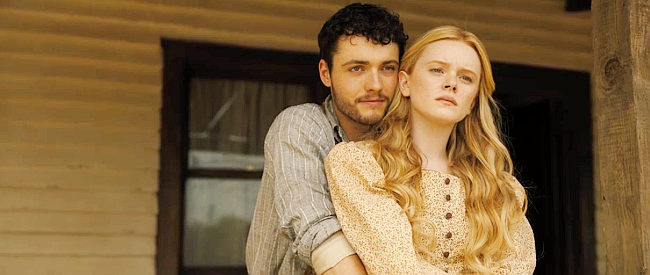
[{"xmin": 318, "ymin": 3, "xmax": 408, "ymax": 67}]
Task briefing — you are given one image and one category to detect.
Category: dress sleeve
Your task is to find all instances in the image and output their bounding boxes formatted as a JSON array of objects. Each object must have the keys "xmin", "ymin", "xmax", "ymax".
[
  {"xmin": 325, "ymin": 142, "xmax": 447, "ymax": 275},
  {"xmin": 493, "ymin": 182, "xmax": 537, "ymax": 274}
]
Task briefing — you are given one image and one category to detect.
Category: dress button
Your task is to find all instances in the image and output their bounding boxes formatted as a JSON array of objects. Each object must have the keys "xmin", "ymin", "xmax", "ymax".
[
  {"xmin": 445, "ymin": 213, "xmax": 452, "ymax": 219},
  {"xmin": 446, "ymin": 232, "xmax": 452, "ymax": 238},
  {"xmin": 443, "ymin": 268, "xmax": 449, "ymax": 273},
  {"xmin": 445, "ymin": 178, "xmax": 450, "ymax": 185},
  {"xmin": 443, "ymin": 251, "xmax": 450, "ymax": 258},
  {"xmin": 445, "ymin": 194, "xmax": 451, "ymax": 201}
]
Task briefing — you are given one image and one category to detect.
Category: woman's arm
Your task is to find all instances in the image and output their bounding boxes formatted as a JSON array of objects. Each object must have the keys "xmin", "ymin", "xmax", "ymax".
[
  {"xmin": 493, "ymin": 184, "xmax": 536, "ymax": 274},
  {"xmin": 325, "ymin": 142, "xmax": 447, "ymax": 275},
  {"xmin": 492, "ymin": 215, "xmax": 536, "ymax": 274}
]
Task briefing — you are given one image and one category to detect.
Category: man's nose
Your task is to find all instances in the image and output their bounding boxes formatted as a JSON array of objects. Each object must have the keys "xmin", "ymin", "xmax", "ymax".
[{"xmin": 364, "ymin": 69, "xmax": 382, "ymax": 92}]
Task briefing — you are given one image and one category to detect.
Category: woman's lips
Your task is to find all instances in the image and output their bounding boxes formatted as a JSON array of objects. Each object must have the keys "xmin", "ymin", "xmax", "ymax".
[{"xmin": 436, "ymin": 96, "xmax": 457, "ymax": 106}]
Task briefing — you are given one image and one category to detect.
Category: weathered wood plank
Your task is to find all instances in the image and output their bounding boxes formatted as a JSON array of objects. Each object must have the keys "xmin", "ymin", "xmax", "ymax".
[
  {"xmin": 0, "ymin": 119, "xmax": 158, "ymax": 151},
  {"xmin": 0, "ymin": 256, "xmax": 154, "ymax": 275},
  {"xmin": 0, "ymin": 165, "xmax": 157, "ymax": 192},
  {"xmin": 592, "ymin": 0, "xmax": 650, "ymax": 273},
  {"xmin": 0, "ymin": 211, "xmax": 156, "ymax": 235},
  {"xmin": 0, "ymin": 28, "xmax": 159, "ymax": 65},
  {"xmin": 0, "ymin": 188, "xmax": 157, "ymax": 214},
  {"xmin": 0, "ymin": 72, "xmax": 159, "ymax": 108},
  {"xmin": 0, "ymin": 97, "xmax": 159, "ymax": 130},
  {"xmin": 0, "ymin": 7, "xmax": 314, "ymax": 50},
  {"xmin": 0, "ymin": 233, "xmax": 155, "ymax": 255},
  {"xmin": 630, "ymin": 1, "xmax": 650, "ymax": 271},
  {"xmin": 0, "ymin": 52, "xmax": 160, "ymax": 85},
  {"xmin": 1, "ymin": 0, "xmax": 321, "ymax": 41},
  {"xmin": 0, "ymin": 142, "xmax": 158, "ymax": 170}
]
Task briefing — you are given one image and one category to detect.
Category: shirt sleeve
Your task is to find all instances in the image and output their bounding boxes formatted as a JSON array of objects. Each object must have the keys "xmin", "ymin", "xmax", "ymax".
[
  {"xmin": 325, "ymin": 142, "xmax": 447, "ymax": 275},
  {"xmin": 311, "ymin": 230, "xmax": 356, "ymax": 274},
  {"xmin": 267, "ymin": 106, "xmax": 342, "ymax": 264}
]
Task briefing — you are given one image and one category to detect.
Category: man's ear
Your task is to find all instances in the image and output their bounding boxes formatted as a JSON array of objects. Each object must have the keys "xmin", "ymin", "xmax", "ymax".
[
  {"xmin": 318, "ymin": 59, "xmax": 332, "ymax": 88},
  {"xmin": 398, "ymin": 71, "xmax": 410, "ymax": 97}
]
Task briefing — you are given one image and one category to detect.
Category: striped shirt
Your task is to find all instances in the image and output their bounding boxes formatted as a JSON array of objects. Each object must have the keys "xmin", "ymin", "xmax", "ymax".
[{"xmin": 246, "ymin": 96, "xmax": 348, "ymax": 275}]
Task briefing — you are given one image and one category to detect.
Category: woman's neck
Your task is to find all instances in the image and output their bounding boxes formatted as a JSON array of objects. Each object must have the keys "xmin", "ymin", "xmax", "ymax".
[{"xmin": 410, "ymin": 114, "xmax": 455, "ymax": 173}]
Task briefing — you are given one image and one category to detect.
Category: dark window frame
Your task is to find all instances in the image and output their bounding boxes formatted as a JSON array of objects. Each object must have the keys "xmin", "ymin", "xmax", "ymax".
[{"xmin": 157, "ymin": 39, "xmax": 326, "ymax": 275}]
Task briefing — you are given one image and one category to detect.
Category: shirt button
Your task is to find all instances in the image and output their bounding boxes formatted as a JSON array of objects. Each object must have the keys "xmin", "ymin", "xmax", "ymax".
[
  {"xmin": 446, "ymin": 232, "xmax": 452, "ymax": 238},
  {"xmin": 445, "ymin": 194, "xmax": 451, "ymax": 201},
  {"xmin": 445, "ymin": 178, "xmax": 450, "ymax": 185},
  {"xmin": 443, "ymin": 251, "xmax": 450, "ymax": 258},
  {"xmin": 445, "ymin": 213, "xmax": 452, "ymax": 219}
]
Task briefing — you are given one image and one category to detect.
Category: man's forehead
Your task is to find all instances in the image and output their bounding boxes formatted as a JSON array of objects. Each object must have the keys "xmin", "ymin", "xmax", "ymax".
[
  {"xmin": 332, "ymin": 35, "xmax": 399, "ymax": 62},
  {"xmin": 335, "ymin": 35, "xmax": 393, "ymax": 48}
]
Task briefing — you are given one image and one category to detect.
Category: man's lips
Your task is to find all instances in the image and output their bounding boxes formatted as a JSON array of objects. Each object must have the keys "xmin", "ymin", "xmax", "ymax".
[
  {"xmin": 359, "ymin": 98, "xmax": 385, "ymax": 103},
  {"xmin": 358, "ymin": 97, "xmax": 388, "ymax": 106},
  {"xmin": 435, "ymin": 96, "xmax": 457, "ymax": 106}
]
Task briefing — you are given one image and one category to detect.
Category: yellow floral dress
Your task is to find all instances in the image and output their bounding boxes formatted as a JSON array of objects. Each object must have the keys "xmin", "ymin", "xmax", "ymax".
[{"xmin": 325, "ymin": 141, "xmax": 536, "ymax": 274}]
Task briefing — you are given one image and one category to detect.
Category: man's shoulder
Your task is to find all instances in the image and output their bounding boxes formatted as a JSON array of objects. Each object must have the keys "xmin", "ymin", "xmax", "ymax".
[
  {"xmin": 275, "ymin": 103, "xmax": 327, "ymax": 123},
  {"xmin": 270, "ymin": 103, "xmax": 330, "ymax": 135}
]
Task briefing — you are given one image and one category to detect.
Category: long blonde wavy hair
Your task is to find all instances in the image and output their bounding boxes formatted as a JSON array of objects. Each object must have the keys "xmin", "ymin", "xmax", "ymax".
[{"xmin": 369, "ymin": 25, "xmax": 528, "ymax": 273}]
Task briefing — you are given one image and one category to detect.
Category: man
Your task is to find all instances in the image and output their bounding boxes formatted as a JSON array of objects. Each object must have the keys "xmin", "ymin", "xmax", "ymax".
[{"xmin": 246, "ymin": 3, "xmax": 408, "ymax": 274}]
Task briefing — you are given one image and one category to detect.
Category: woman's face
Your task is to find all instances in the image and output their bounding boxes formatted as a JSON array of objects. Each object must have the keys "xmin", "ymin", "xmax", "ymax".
[{"xmin": 399, "ymin": 39, "xmax": 481, "ymax": 126}]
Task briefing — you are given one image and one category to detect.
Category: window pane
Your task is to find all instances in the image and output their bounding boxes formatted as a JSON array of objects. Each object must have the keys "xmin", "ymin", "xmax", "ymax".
[
  {"xmin": 188, "ymin": 78, "xmax": 310, "ymax": 169},
  {"xmin": 183, "ymin": 178, "xmax": 260, "ymax": 267}
]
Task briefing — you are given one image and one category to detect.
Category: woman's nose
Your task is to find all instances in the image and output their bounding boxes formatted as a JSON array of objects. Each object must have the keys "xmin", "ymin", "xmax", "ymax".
[{"xmin": 443, "ymin": 77, "xmax": 457, "ymax": 92}]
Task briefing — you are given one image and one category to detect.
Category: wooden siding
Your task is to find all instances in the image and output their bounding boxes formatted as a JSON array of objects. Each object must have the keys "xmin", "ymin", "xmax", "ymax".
[{"xmin": 0, "ymin": 0, "xmax": 591, "ymax": 274}]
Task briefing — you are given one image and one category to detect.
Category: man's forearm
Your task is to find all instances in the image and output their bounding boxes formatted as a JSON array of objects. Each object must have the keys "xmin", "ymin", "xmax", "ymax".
[{"xmin": 321, "ymin": 254, "xmax": 367, "ymax": 275}]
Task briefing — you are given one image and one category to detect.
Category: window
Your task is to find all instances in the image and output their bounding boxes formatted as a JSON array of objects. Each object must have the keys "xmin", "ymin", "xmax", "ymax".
[{"xmin": 158, "ymin": 41, "xmax": 327, "ymax": 275}]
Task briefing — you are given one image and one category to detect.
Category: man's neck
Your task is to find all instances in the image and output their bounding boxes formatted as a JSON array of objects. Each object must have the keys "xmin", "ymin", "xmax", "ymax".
[{"xmin": 334, "ymin": 110, "xmax": 371, "ymax": 142}]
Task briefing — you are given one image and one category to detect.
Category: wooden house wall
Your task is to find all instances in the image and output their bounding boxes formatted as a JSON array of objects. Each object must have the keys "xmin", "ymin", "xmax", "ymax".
[{"xmin": 0, "ymin": 0, "xmax": 591, "ymax": 274}]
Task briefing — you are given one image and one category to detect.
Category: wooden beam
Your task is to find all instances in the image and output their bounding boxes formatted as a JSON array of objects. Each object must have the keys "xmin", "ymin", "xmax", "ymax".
[{"xmin": 592, "ymin": 0, "xmax": 650, "ymax": 273}]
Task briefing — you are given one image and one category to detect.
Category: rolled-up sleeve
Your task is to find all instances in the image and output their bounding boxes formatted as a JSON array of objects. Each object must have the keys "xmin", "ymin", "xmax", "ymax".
[{"xmin": 266, "ymin": 106, "xmax": 342, "ymax": 264}]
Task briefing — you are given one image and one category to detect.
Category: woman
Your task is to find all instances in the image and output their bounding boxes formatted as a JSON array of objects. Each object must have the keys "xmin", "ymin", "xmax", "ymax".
[{"xmin": 325, "ymin": 26, "xmax": 536, "ymax": 274}]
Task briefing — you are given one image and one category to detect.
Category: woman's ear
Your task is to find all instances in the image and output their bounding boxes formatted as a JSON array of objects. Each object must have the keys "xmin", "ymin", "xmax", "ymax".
[
  {"xmin": 399, "ymin": 71, "xmax": 410, "ymax": 97},
  {"xmin": 318, "ymin": 59, "xmax": 332, "ymax": 88}
]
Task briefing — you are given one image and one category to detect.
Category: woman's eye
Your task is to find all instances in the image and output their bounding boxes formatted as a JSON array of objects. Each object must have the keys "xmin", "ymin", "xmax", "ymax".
[
  {"xmin": 431, "ymin": 68, "xmax": 443, "ymax": 73},
  {"xmin": 460, "ymin": 75, "xmax": 473, "ymax": 82}
]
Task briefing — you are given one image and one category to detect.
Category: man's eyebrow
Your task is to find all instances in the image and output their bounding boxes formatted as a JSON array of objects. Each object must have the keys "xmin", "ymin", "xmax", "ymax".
[
  {"xmin": 341, "ymin": 60, "xmax": 369, "ymax": 66},
  {"xmin": 341, "ymin": 59, "xmax": 399, "ymax": 66}
]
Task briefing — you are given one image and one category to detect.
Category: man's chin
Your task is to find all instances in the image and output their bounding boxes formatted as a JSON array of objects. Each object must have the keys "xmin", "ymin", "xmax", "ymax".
[{"xmin": 356, "ymin": 113, "xmax": 384, "ymax": 126}]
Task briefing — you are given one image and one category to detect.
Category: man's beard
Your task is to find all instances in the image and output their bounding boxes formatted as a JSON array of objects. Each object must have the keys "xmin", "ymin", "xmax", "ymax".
[{"xmin": 331, "ymin": 89, "xmax": 390, "ymax": 126}]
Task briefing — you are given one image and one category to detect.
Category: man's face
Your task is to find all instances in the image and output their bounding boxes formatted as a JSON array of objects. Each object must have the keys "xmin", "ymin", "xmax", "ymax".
[{"xmin": 319, "ymin": 35, "xmax": 400, "ymax": 127}]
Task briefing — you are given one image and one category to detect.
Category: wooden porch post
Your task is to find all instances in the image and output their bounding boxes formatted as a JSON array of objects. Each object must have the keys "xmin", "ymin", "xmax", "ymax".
[{"xmin": 592, "ymin": 0, "xmax": 650, "ymax": 274}]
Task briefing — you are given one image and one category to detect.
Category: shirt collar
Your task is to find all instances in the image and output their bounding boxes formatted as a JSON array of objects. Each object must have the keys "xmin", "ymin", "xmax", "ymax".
[{"xmin": 322, "ymin": 95, "xmax": 349, "ymax": 144}]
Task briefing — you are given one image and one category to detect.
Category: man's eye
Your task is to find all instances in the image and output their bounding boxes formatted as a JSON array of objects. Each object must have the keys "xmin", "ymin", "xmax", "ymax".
[
  {"xmin": 350, "ymin": 66, "xmax": 362, "ymax": 72},
  {"xmin": 383, "ymin": 66, "xmax": 396, "ymax": 71}
]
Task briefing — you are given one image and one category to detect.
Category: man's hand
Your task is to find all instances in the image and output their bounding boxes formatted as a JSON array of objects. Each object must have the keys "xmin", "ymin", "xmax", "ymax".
[{"xmin": 321, "ymin": 254, "xmax": 367, "ymax": 275}]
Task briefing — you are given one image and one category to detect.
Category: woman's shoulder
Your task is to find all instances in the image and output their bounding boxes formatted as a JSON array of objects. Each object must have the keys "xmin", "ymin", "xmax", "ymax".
[
  {"xmin": 326, "ymin": 140, "xmax": 385, "ymax": 186},
  {"xmin": 328, "ymin": 140, "xmax": 377, "ymax": 160}
]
